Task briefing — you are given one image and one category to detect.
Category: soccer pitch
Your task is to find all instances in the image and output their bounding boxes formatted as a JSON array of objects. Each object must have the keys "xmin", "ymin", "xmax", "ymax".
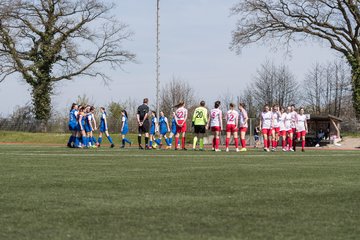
[{"xmin": 0, "ymin": 145, "xmax": 359, "ymax": 240}]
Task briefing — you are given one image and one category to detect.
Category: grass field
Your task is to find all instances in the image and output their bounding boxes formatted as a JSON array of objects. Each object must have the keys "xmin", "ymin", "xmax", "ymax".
[{"xmin": 0, "ymin": 145, "xmax": 359, "ymax": 240}]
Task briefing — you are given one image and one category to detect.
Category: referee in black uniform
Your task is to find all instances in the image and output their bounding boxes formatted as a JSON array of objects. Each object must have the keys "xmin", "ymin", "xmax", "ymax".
[{"xmin": 137, "ymin": 98, "xmax": 150, "ymax": 149}]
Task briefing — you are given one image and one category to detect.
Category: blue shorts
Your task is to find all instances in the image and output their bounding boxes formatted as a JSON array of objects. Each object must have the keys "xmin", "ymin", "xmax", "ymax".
[
  {"xmin": 68, "ymin": 123, "xmax": 77, "ymax": 131},
  {"xmin": 99, "ymin": 122, "xmax": 107, "ymax": 132},
  {"xmin": 84, "ymin": 125, "xmax": 92, "ymax": 133},
  {"xmin": 254, "ymin": 135, "xmax": 259, "ymax": 141},
  {"xmin": 74, "ymin": 123, "xmax": 80, "ymax": 131},
  {"xmin": 150, "ymin": 127, "xmax": 156, "ymax": 135},
  {"xmin": 121, "ymin": 127, "xmax": 129, "ymax": 135},
  {"xmin": 160, "ymin": 129, "xmax": 168, "ymax": 136}
]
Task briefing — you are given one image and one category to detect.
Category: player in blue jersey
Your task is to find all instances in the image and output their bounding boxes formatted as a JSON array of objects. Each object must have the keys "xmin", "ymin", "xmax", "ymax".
[
  {"xmin": 76, "ymin": 106, "xmax": 88, "ymax": 148},
  {"xmin": 97, "ymin": 107, "xmax": 115, "ymax": 148},
  {"xmin": 168, "ymin": 112, "xmax": 177, "ymax": 149},
  {"xmin": 74, "ymin": 105, "xmax": 82, "ymax": 148},
  {"xmin": 157, "ymin": 111, "xmax": 171, "ymax": 149},
  {"xmin": 149, "ymin": 111, "xmax": 159, "ymax": 149},
  {"xmin": 84, "ymin": 106, "xmax": 96, "ymax": 148},
  {"xmin": 67, "ymin": 103, "xmax": 78, "ymax": 148},
  {"xmin": 89, "ymin": 106, "xmax": 97, "ymax": 146},
  {"xmin": 83, "ymin": 106, "xmax": 91, "ymax": 147},
  {"xmin": 120, "ymin": 109, "xmax": 132, "ymax": 148}
]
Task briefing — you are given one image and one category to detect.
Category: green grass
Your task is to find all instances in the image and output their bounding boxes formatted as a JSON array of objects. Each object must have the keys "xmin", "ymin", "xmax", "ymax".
[
  {"xmin": 0, "ymin": 131, "xmax": 139, "ymax": 145},
  {"xmin": 342, "ymin": 131, "xmax": 360, "ymax": 138},
  {"xmin": 0, "ymin": 131, "xmax": 197, "ymax": 145},
  {"xmin": 0, "ymin": 145, "xmax": 359, "ymax": 240}
]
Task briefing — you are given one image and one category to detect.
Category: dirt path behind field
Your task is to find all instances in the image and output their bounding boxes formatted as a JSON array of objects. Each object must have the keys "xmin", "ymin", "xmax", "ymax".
[{"xmin": 325, "ymin": 137, "xmax": 360, "ymax": 149}]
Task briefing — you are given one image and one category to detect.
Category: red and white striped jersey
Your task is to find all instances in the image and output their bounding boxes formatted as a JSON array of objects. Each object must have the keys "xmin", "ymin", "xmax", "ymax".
[
  {"xmin": 279, "ymin": 113, "xmax": 287, "ymax": 131},
  {"xmin": 272, "ymin": 111, "xmax": 281, "ymax": 128},
  {"xmin": 175, "ymin": 107, "xmax": 188, "ymax": 121},
  {"xmin": 290, "ymin": 111, "xmax": 297, "ymax": 129},
  {"xmin": 239, "ymin": 109, "xmax": 248, "ymax": 128},
  {"xmin": 296, "ymin": 114, "xmax": 307, "ymax": 132},
  {"xmin": 261, "ymin": 111, "xmax": 272, "ymax": 129},
  {"xmin": 210, "ymin": 108, "xmax": 222, "ymax": 127},
  {"xmin": 284, "ymin": 112, "xmax": 292, "ymax": 131},
  {"xmin": 226, "ymin": 110, "xmax": 239, "ymax": 125}
]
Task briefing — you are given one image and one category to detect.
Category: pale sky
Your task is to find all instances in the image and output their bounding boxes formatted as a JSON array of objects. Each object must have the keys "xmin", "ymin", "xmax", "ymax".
[{"xmin": 0, "ymin": 0, "xmax": 339, "ymax": 116}]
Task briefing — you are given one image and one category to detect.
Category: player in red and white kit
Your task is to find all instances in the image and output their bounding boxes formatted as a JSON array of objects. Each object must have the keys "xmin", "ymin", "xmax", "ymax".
[
  {"xmin": 296, "ymin": 107, "xmax": 308, "ymax": 152},
  {"xmin": 290, "ymin": 104, "xmax": 297, "ymax": 151},
  {"xmin": 174, "ymin": 101, "xmax": 188, "ymax": 150},
  {"xmin": 271, "ymin": 105, "xmax": 281, "ymax": 151},
  {"xmin": 225, "ymin": 103, "xmax": 239, "ymax": 152},
  {"xmin": 259, "ymin": 104, "xmax": 272, "ymax": 152},
  {"xmin": 279, "ymin": 107, "xmax": 288, "ymax": 151},
  {"xmin": 238, "ymin": 103, "xmax": 248, "ymax": 152},
  {"xmin": 210, "ymin": 101, "xmax": 223, "ymax": 152},
  {"xmin": 284, "ymin": 106, "xmax": 294, "ymax": 151}
]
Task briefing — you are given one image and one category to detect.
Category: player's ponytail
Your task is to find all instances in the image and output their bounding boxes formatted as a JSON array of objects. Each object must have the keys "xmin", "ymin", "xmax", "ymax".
[
  {"xmin": 173, "ymin": 100, "xmax": 185, "ymax": 108},
  {"xmin": 70, "ymin": 103, "xmax": 77, "ymax": 111},
  {"xmin": 152, "ymin": 110, "xmax": 157, "ymax": 117},
  {"xmin": 122, "ymin": 109, "xmax": 128, "ymax": 118}
]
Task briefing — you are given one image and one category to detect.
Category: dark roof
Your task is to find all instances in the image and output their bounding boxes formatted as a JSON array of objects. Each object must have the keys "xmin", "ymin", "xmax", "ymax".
[{"xmin": 309, "ymin": 114, "xmax": 342, "ymax": 122}]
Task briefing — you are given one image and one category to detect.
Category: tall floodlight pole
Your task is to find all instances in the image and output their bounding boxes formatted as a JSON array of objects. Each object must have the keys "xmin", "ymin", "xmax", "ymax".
[{"xmin": 156, "ymin": 0, "xmax": 160, "ymax": 118}]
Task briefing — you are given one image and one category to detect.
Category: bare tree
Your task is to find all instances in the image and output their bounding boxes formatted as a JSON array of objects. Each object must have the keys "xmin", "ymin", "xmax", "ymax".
[
  {"xmin": 303, "ymin": 61, "xmax": 351, "ymax": 116},
  {"xmin": 275, "ymin": 65, "xmax": 299, "ymax": 107},
  {"xmin": 249, "ymin": 61, "xmax": 298, "ymax": 108},
  {"xmin": 231, "ymin": 0, "xmax": 360, "ymax": 119},
  {"xmin": 160, "ymin": 77, "xmax": 197, "ymax": 116},
  {"xmin": 304, "ymin": 63, "xmax": 324, "ymax": 114},
  {"xmin": 253, "ymin": 62, "xmax": 277, "ymax": 106},
  {"xmin": 333, "ymin": 61, "xmax": 352, "ymax": 116},
  {"xmin": 0, "ymin": 0, "xmax": 135, "ymax": 123},
  {"xmin": 323, "ymin": 65, "xmax": 334, "ymax": 114}
]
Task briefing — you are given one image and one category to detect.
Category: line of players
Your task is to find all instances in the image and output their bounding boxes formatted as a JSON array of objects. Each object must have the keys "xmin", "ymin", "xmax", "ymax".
[
  {"xmin": 161, "ymin": 100, "xmax": 308, "ymax": 152},
  {"xmin": 67, "ymin": 99, "xmax": 308, "ymax": 152}
]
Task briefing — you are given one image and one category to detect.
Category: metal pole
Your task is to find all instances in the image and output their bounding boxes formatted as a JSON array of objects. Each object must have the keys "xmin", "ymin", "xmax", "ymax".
[{"xmin": 156, "ymin": 0, "xmax": 160, "ymax": 118}]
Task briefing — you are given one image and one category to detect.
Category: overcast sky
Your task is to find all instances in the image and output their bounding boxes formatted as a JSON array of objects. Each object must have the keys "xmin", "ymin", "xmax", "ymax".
[{"xmin": 0, "ymin": 0, "xmax": 339, "ymax": 116}]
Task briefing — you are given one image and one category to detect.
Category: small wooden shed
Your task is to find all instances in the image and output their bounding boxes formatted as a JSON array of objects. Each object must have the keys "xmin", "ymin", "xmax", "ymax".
[{"xmin": 307, "ymin": 114, "xmax": 343, "ymax": 139}]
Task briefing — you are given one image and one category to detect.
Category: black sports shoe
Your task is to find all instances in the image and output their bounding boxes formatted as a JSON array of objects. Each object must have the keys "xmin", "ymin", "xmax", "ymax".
[
  {"xmin": 67, "ymin": 143, "xmax": 72, "ymax": 148},
  {"xmin": 120, "ymin": 145, "xmax": 125, "ymax": 148},
  {"xmin": 110, "ymin": 144, "xmax": 115, "ymax": 148},
  {"xmin": 182, "ymin": 148, "xmax": 187, "ymax": 151},
  {"xmin": 139, "ymin": 145, "xmax": 144, "ymax": 150}
]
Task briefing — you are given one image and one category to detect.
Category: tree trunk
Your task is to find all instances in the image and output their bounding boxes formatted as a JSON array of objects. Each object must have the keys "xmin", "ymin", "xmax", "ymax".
[
  {"xmin": 31, "ymin": 81, "xmax": 52, "ymax": 127},
  {"xmin": 348, "ymin": 56, "xmax": 360, "ymax": 120},
  {"xmin": 352, "ymin": 72, "xmax": 360, "ymax": 120}
]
